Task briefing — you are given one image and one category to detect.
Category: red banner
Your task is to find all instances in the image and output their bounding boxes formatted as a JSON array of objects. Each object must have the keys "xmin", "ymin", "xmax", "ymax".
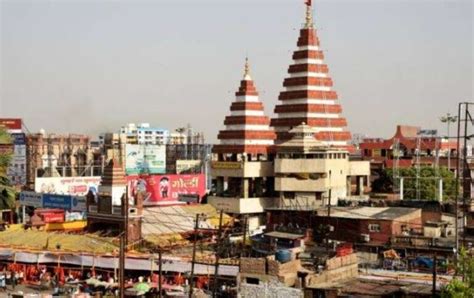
[
  {"xmin": 127, "ymin": 174, "xmax": 205, "ymax": 205},
  {"xmin": 0, "ymin": 118, "xmax": 22, "ymax": 130}
]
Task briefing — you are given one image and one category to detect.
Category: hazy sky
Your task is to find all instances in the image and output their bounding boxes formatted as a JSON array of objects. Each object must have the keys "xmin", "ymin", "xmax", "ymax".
[{"xmin": 1, "ymin": 0, "xmax": 472, "ymax": 142}]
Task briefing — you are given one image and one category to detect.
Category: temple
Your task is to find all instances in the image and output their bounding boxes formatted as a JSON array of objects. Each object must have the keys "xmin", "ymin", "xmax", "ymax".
[
  {"xmin": 210, "ymin": 59, "xmax": 276, "ymax": 234},
  {"xmin": 271, "ymin": 0, "xmax": 353, "ymax": 151}
]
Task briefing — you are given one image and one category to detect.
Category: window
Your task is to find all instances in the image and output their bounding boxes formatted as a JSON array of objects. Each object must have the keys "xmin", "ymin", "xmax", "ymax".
[{"xmin": 368, "ymin": 224, "xmax": 381, "ymax": 232}]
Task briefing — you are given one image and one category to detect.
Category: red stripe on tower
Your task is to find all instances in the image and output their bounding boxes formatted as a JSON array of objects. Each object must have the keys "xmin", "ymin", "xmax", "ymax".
[
  {"xmin": 213, "ymin": 58, "xmax": 276, "ymax": 155},
  {"xmin": 270, "ymin": 1, "xmax": 353, "ymax": 151}
]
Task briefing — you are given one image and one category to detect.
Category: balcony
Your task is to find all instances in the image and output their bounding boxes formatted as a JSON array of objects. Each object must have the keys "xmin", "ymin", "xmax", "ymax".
[
  {"xmin": 275, "ymin": 159, "xmax": 348, "ymax": 174},
  {"xmin": 211, "ymin": 161, "xmax": 274, "ymax": 178},
  {"xmin": 275, "ymin": 177, "xmax": 327, "ymax": 192},
  {"xmin": 208, "ymin": 196, "xmax": 276, "ymax": 214}
]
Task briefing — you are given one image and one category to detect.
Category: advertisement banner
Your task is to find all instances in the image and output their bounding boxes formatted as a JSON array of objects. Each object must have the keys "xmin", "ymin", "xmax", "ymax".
[
  {"xmin": 42, "ymin": 194, "xmax": 72, "ymax": 209},
  {"xmin": 0, "ymin": 118, "xmax": 22, "ymax": 130},
  {"xmin": 211, "ymin": 161, "xmax": 242, "ymax": 170},
  {"xmin": 7, "ymin": 144, "xmax": 26, "ymax": 185},
  {"xmin": 35, "ymin": 176, "xmax": 101, "ymax": 196},
  {"xmin": 176, "ymin": 160, "xmax": 201, "ymax": 174},
  {"xmin": 127, "ymin": 174, "xmax": 205, "ymax": 205},
  {"xmin": 125, "ymin": 144, "xmax": 166, "ymax": 175},
  {"xmin": 10, "ymin": 133, "xmax": 26, "ymax": 145},
  {"xmin": 19, "ymin": 191, "xmax": 43, "ymax": 208}
]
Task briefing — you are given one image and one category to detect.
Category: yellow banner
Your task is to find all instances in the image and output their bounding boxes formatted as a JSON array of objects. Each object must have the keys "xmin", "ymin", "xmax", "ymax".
[{"xmin": 211, "ymin": 161, "xmax": 242, "ymax": 169}]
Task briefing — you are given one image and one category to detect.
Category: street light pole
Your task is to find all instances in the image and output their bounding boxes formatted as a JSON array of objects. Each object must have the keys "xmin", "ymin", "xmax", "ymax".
[{"xmin": 440, "ymin": 113, "xmax": 458, "ymax": 171}]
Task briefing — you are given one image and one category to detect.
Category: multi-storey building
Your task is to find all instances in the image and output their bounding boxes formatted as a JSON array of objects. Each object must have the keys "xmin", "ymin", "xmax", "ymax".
[
  {"xmin": 274, "ymin": 123, "xmax": 369, "ymax": 209},
  {"xmin": 360, "ymin": 125, "xmax": 459, "ymax": 171},
  {"xmin": 25, "ymin": 131, "xmax": 92, "ymax": 188}
]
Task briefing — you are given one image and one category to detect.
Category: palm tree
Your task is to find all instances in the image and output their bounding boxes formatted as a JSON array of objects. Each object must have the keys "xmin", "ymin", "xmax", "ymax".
[{"xmin": 0, "ymin": 126, "xmax": 15, "ymax": 210}]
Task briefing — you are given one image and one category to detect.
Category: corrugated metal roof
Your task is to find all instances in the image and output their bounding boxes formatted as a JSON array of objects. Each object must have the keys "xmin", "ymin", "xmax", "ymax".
[{"xmin": 141, "ymin": 204, "xmax": 231, "ymax": 236}]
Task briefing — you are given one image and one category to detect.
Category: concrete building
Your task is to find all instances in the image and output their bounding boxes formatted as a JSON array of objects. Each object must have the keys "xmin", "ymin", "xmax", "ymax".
[
  {"xmin": 274, "ymin": 123, "xmax": 370, "ymax": 209},
  {"xmin": 25, "ymin": 131, "xmax": 92, "ymax": 188},
  {"xmin": 119, "ymin": 123, "xmax": 169, "ymax": 145},
  {"xmin": 209, "ymin": 58, "xmax": 277, "ymax": 233}
]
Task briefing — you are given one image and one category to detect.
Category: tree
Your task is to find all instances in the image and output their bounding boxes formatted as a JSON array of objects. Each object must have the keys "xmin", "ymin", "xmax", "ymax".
[
  {"xmin": 0, "ymin": 126, "xmax": 12, "ymax": 173},
  {"xmin": 372, "ymin": 166, "xmax": 456, "ymax": 200},
  {"xmin": 442, "ymin": 248, "xmax": 474, "ymax": 298},
  {"xmin": 0, "ymin": 126, "xmax": 15, "ymax": 210}
]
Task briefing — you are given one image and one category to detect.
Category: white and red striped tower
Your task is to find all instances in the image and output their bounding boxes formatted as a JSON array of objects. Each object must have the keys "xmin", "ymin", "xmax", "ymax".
[
  {"xmin": 213, "ymin": 58, "xmax": 276, "ymax": 155},
  {"xmin": 271, "ymin": 0, "xmax": 353, "ymax": 151}
]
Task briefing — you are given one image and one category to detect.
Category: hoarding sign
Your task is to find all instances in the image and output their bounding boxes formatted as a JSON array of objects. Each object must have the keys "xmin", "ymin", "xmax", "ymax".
[
  {"xmin": 0, "ymin": 118, "xmax": 22, "ymax": 130},
  {"xmin": 19, "ymin": 191, "xmax": 43, "ymax": 208},
  {"xmin": 71, "ymin": 196, "xmax": 87, "ymax": 212},
  {"xmin": 176, "ymin": 160, "xmax": 201, "ymax": 174},
  {"xmin": 127, "ymin": 174, "xmax": 205, "ymax": 205},
  {"xmin": 42, "ymin": 194, "xmax": 73, "ymax": 209},
  {"xmin": 7, "ymin": 144, "xmax": 26, "ymax": 185},
  {"xmin": 10, "ymin": 133, "xmax": 26, "ymax": 145},
  {"xmin": 35, "ymin": 176, "xmax": 101, "ymax": 196},
  {"xmin": 125, "ymin": 144, "xmax": 166, "ymax": 175},
  {"xmin": 211, "ymin": 161, "xmax": 242, "ymax": 169}
]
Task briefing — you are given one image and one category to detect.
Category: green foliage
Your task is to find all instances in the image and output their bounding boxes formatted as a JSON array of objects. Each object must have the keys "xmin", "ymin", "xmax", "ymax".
[
  {"xmin": 0, "ymin": 127, "xmax": 15, "ymax": 210},
  {"xmin": 372, "ymin": 166, "xmax": 456, "ymax": 201},
  {"xmin": 442, "ymin": 249, "xmax": 474, "ymax": 298},
  {"xmin": 0, "ymin": 173, "xmax": 16, "ymax": 210},
  {"xmin": 0, "ymin": 126, "xmax": 12, "ymax": 174}
]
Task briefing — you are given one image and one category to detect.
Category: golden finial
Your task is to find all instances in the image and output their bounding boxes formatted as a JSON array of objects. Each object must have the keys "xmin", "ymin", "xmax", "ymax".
[
  {"xmin": 243, "ymin": 56, "xmax": 251, "ymax": 80},
  {"xmin": 304, "ymin": 0, "xmax": 313, "ymax": 29}
]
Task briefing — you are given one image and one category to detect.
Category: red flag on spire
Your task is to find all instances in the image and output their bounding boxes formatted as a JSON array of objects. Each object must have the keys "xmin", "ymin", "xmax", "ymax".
[{"xmin": 305, "ymin": 0, "xmax": 312, "ymax": 6}]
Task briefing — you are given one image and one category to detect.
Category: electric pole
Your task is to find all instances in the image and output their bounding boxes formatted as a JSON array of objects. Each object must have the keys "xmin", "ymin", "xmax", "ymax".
[
  {"xmin": 212, "ymin": 210, "xmax": 224, "ymax": 298},
  {"xmin": 440, "ymin": 113, "xmax": 457, "ymax": 171},
  {"xmin": 189, "ymin": 214, "xmax": 200, "ymax": 298}
]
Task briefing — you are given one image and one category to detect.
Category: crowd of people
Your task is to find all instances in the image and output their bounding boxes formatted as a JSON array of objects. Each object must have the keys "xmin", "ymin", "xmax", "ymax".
[{"xmin": 0, "ymin": 262, "xmax": 216, "ymax": 297}]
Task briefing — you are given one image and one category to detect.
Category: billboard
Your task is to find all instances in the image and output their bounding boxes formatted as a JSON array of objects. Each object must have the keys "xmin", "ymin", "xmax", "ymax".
[
  {"xmin": 176, "ymin": 160, "xmax": 201, "ymax": 174},
  {"xmin": 10, "ymin": 133, "xmax": 26, "ymax": 145},
  {"xmin": 0, "ymin": 118, "xmax": 22, "ymax": 131},
  {"xmin": 19, "ymin": 191, "xmax": 43, "ymax": 208},
  {"xmin": 19, "ymin": 192, "xmax": 86, "ymax": 212},
  {"xmin": 125, "ymin": 144, "xmax": 166, "ymax": 174},
  {"xmin": 42, "ymin": 194, "xmax": 86, "ymax": 212},
  {"xmin": 7, "ymin": 144, "xmax": 26, "ymax": 185},
  {"xmin": 35, "ymin": 176, "xmax": 101, "ymax": 196},
  {"xmin": 127, "ymin": 174, "xmax": 205, "ymax": 205}
]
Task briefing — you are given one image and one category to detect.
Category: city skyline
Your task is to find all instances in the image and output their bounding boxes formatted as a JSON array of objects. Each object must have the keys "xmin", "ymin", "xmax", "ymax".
[{"xmin": 1, "ymin": 0, "xmax": 472, "ymax": 142}]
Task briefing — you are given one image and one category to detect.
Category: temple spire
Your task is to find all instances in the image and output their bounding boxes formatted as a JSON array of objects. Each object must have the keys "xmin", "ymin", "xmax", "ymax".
[
  {"xmin": 243, "ymin": 56, "xmax": 252, "ymax": 80},
  {"xmin": 304, "ymin": 0, "xmax": 313, "ymax": 29}
]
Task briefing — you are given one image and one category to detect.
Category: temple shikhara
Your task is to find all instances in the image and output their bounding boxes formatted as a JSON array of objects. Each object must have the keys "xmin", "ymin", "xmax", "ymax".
[
  {"xmin": 213, "ymin": 58, "xmax": 276, "ymax": 155},
  {"xmin": 271, "ymin": 0, "xmax": 353, "ymax": 151}
]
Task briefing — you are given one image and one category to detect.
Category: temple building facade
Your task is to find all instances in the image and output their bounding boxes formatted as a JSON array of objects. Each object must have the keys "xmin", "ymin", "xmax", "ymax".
[{"xmin": 209, "ymin": 59, "xmax": 277, "ymax": 233}]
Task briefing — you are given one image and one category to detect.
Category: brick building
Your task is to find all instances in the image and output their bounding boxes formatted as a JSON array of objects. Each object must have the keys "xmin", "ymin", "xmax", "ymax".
[
  {"xmin": 360, "ymin": 125, "xmax": 458, "ymax": 171},
  {"xmin": 314, "ymin": 207, "xmax": 422, "ymax": 245}
]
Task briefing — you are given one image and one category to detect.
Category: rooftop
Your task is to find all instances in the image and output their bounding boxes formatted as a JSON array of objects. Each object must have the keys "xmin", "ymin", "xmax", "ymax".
[{"xmin": 316, "ymin": 207, "xmax": 420, "ymax": 221}]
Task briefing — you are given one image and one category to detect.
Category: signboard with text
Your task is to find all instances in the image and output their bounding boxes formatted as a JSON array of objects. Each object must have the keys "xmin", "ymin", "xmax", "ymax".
[
  {"xmin": 125, "ymin": 144, "xmax": 166, "ymax": 175},
  {"xmin": 35, "ymin": 176, "xmax": 101, "ymax": 196},
  {"xmin": 19, "ymin": 191, "xmax": 43, "ymax": 208},
  {"xmin": 127, "ymin": 174, "xmax": 205, "ymax": 205},
  {"xmin": 0, "ymin": 118, "xmax": 22, "ymax": 131}
]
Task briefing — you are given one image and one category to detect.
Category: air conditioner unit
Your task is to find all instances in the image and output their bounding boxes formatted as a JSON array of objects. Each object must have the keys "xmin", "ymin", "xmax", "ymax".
[{"xmin": 361, "ymin": 234, "xmax": 370, "ymax": 243}]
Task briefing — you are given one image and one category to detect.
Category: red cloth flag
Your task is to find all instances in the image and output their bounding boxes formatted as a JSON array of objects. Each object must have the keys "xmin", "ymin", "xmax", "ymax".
[{"xmin": 305, "ymin": 0, "xmax": 312, "ymax": 6}]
